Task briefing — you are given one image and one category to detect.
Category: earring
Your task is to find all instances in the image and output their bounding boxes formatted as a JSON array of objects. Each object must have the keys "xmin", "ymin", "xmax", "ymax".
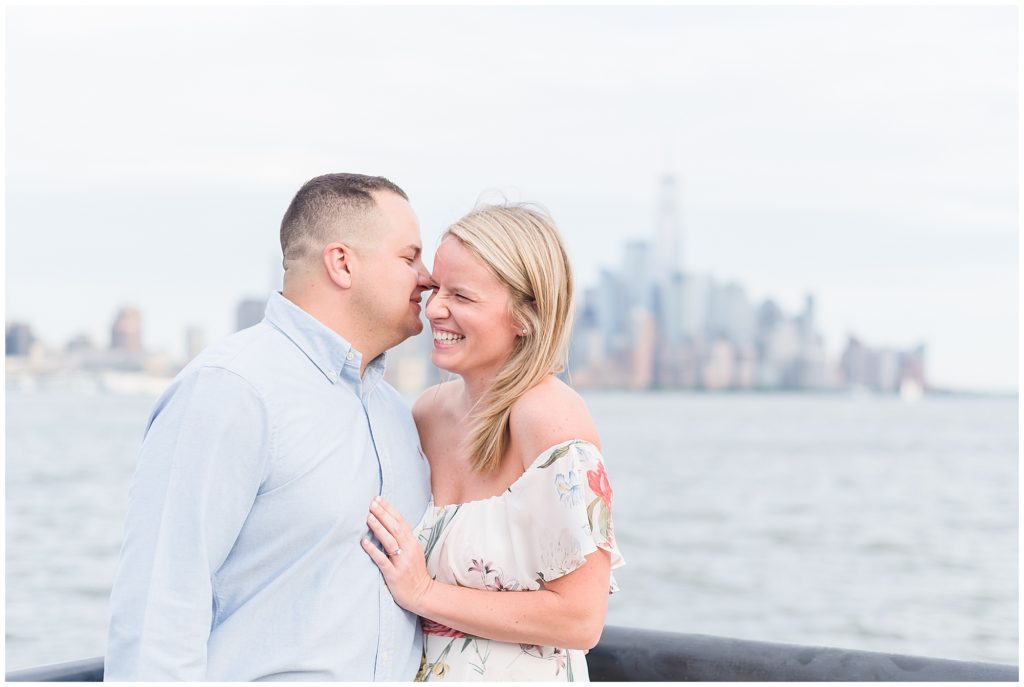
[{"xmin": 521, "ymin": 328, "xmax": 528, "ymax": 335}]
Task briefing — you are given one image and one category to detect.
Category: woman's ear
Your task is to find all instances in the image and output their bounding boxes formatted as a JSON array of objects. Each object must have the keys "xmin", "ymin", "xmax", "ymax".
[
  {"xmin": 323, "ymin": 243, "xmax": 354, "ymax": 289},
  {"xmin": 513, "ymin": 303, "xmax": 536, "ymax": 337}
]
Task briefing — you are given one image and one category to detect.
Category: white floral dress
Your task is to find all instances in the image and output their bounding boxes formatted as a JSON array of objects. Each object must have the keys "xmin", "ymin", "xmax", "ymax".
[{"xmin": 412, "ymin": 439, "xmax": 625, "ymax": 682}]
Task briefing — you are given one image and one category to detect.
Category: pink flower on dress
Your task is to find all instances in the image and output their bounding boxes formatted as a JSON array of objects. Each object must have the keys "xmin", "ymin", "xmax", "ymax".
[
  {"xmin": 519, "ymin": 644, "xmax": 544, "ymax": 658},
  {"xmin": 468, "ymin": 559, "xmax": 495, "ymax": 575},
  {"xmin": 421, "ymin": 618, "xmax": 465, "ymax": 637},
  {"xmin": 587, "ymin": 462, "xmax": 613, "ymax": 508},
  {"xmin": 485, "ymin": 575, "xmax": 521, "ymax": 592},
  {"xmin": 552, "ymin": 647, "xmax": 567, "ymax": 675}
]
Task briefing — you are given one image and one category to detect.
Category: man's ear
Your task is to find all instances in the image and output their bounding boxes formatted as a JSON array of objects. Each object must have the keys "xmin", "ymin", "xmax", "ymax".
[{"xmin": 322, "ymin": 242, "xmax": 354, "ymax": 289}]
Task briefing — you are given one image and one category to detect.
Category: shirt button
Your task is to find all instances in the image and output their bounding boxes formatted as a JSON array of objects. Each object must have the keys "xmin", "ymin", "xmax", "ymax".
[{"xmin": 346, "ymin": 352, "xmax": 354, "ymax": 361}]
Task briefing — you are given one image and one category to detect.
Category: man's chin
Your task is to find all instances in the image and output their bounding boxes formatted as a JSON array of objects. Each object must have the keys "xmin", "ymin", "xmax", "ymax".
[{"xmin": 404, "ymin": 319, "xmax": 425, "ymax": 339}]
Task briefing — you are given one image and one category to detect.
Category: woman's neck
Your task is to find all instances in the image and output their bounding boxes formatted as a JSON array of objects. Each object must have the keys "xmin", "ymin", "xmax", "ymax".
[{"xmin": 457, "ymin": 364, "xmax": 504, "ymax": 414}]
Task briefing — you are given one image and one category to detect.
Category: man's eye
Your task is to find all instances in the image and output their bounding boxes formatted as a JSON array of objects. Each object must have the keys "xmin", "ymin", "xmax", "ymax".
[{"xmin": 454, "ymin": 294, "xmax": 470, "ymax": 302}]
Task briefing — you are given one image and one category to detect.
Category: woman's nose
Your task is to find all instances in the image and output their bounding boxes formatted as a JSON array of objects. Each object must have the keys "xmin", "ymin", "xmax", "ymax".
[{"xmin": 425, "ymin": 291, "xmax": 447, "ymax": 320}]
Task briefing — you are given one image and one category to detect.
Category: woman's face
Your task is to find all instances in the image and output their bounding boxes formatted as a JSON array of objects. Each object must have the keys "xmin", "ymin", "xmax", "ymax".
[{"xmin": 425, "ymin": 236, "xmax": 522, "ymax": 380}]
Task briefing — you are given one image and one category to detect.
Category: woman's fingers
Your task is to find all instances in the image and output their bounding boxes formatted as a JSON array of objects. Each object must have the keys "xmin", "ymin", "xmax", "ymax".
[
  {"xmin": 373, "ymin": 497, "xmax": 418, "ymax": 552},
  {"xmin": 362, "ymin": 498, "xmax": 433, "ymax": 615},
  {"xmin": 361, "ymin": 537, "xmax": 392, "ymax": 571},
  {"xmin": 370, "ymin": 497, "xmax": 407, "ymax": 539},
  {"xmin": 367, "ymin": 512, "xmax": 400, "ymax": 555}
]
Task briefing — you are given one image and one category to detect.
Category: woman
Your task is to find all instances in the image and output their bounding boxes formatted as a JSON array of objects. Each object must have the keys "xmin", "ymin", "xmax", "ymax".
[{"xmin": 361, "ymin": 204, "xmax": 624, "ymax": 681}]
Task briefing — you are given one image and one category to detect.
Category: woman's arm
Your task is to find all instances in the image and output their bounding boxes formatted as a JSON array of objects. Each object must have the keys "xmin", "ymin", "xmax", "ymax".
[{"xmin": 361, "ymin": 496, "xmax": 611, "ymax": 650}]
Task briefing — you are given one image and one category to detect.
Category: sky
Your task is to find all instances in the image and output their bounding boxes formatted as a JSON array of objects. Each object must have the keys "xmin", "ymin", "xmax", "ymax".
[{"xmin": 5, "ymin": 5, "xmax": 1018, "ymax": 392}]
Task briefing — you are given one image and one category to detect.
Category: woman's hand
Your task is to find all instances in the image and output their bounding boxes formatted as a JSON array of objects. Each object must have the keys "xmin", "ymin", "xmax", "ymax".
[{"xmin": 361, "ymin": 496, "xmax": 434, "ymax": 615}]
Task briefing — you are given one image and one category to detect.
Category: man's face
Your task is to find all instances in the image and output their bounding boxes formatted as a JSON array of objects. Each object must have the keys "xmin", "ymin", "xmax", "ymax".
[{"xmin": 352, "ymin": 191, "xmax": 432, "ymax": 349}]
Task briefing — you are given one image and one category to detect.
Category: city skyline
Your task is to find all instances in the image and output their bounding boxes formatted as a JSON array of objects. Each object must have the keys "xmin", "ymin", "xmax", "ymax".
[
  {"xmin": 6, "ymin": 5, "xmax": 1017, "ymax": 392},
  {"xmin": 4, "ymin": 267, "xmax": 934, "ymax": 398},
  {"xmin": 3, "ymin": 165, "xmax": 1008, "ymax": 393},
  {"xmin": 4, "ymin": 175, "xmax": 934, "ymax": 397},
  {"xmin": 3, "ymin": 168, "xmax": 1007, "ymax": 393}
]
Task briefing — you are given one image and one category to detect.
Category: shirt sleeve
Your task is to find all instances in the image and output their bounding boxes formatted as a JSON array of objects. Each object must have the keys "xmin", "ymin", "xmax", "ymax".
[{"xmin": 104, "ymin": 366, "xmax": 271, "ymax": 681}]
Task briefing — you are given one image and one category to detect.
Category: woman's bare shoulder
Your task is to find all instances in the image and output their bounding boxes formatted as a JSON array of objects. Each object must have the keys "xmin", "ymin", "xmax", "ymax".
[{"xmin": 509, "ymin": 376, "xmax": 601, "ymax": 466}]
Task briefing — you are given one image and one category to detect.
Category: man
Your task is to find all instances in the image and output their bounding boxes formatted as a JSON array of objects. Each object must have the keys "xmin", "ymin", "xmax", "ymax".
[{"xmin": 105, "ymin": 174, "xmax": 433, "ymax": 680}]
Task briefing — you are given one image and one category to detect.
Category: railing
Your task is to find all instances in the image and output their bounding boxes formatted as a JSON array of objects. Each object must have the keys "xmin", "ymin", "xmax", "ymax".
[
  {"xmin": 6, "ymin": 626, "xmax": 1018, "ymax": 682},
  {"xmin": 586, "ymin": 626, "xmax": 1018, "ymax": 681}
]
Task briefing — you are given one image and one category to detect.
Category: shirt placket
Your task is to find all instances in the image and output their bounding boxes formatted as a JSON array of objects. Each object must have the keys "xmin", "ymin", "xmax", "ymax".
[{"xmin": 363, "ymin": 388, "xmax": 397, "ymax": 680}]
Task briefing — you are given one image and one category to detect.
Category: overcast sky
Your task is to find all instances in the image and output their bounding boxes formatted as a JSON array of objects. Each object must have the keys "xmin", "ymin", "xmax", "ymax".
[{"xmin": 5, "ymin": 5, "xmax": 1018, "ymax": 392}]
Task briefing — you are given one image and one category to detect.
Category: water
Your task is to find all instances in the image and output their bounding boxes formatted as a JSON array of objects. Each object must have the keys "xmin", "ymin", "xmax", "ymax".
[{"xmin": 5, "ymin": 387, "xmax": 1018, "ymax": 670}]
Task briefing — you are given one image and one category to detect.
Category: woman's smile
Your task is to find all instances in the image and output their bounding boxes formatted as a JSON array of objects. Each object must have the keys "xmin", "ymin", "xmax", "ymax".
[{"xmin": 431, "ymin": 327, "xmax": 466, "ymax": 348}]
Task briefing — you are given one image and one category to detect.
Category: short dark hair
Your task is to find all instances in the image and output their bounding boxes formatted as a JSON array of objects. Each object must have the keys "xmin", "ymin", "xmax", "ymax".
[{"xmin": 280, "ymin": 173, "xmax": 409, "ymax": 265}]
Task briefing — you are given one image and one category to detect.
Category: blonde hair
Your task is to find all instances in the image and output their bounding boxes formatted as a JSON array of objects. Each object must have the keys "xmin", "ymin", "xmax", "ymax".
[{"xmin": 444, "ymin": 204, "xmax": 575, "ymax": 473}]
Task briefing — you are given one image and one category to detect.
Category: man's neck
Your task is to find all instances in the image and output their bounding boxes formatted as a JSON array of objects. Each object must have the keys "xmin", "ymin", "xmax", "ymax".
[{"xmin": 281, "ymin": 288, "xmax": 382, "ymax": 377}]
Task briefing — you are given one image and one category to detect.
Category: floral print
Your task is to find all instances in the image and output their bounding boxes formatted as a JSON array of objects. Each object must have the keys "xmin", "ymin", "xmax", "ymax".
[
  {"xmin": 422, "ymin": 618, "xmax": 465, "ymax": 638},
  {"xmin": 586, "ymin": 461, "xmax": 613, "ymax": 508},
  {"xmin": 555, "ymin": 470, "xmax": 583, "ymax": 506},
  {"xmin": 468, "ymin": 559, "xmax": 495, "ymax": 576},
  {"xmin": 538, "ymin": 529, "xmax": 585, "ymax": 581},
  {"xmin": 485, "ymin": 575, "xmax": 521, "ymax": 592},
  {"xmin": 410, "ymin": 440, "xmax": 624, "ymax": 681}
]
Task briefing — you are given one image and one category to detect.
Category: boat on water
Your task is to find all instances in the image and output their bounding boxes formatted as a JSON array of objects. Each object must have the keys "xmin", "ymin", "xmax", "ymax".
[{"xmin": 6, "ymin": 626, "xmax": 1018, "ymax": 681}]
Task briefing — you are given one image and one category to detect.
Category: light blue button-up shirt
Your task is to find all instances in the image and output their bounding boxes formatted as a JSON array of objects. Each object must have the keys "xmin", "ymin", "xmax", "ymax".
[{"xmin": 105, "ymin": 292, "xmax": 431, "ymax": 681}]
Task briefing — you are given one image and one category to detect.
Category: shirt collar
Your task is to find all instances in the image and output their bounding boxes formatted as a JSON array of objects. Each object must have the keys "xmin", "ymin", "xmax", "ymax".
[{"xmin": 264, "ymin": 292, "xmax": 387, "ymax": 390}]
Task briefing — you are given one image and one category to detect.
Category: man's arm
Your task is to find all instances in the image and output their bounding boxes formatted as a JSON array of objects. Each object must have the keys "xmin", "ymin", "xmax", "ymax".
[{"xmin": 105, "ymin": 366, "xmax": 271, "ymax": 681}]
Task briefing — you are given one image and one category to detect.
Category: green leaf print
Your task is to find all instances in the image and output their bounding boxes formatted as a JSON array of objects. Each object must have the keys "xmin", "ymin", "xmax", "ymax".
[
  {"xmin": 597, "ymin": 501, "xmax": 612, "ymax": 543},
  {"xmin": 423, "ymin": 505, "xmax": 461, "ymax": 560},
  {"xmin": 586, "ymin": 497, "xmax": 599, "ymax": 526},
  {"xmin": 424, "ymin": 638, "xmax": 456, "ymax": 681},
  {"xmin": 537, "ymin": 441, "xmax": 581, "ymax": 470}
]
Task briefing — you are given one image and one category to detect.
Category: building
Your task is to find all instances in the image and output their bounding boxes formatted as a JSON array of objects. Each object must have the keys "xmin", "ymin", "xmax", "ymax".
[
  {"xmin": 110, "ymin": 307, "xmax": 142, "ymax": 353},
  {"xmin": 839, "ymin": 336, "xmax": 927, "ymax": 393},
  {"xmin": 185, "ymin": 326, "xmax": 207, "ymax": 362},
  {"xmin": 5, "ymin": 322, "xmax": 35, "ymax": 356},
  {"xmin": 66, "ymin": 333, "xmax": 96, "ymax": 355}
]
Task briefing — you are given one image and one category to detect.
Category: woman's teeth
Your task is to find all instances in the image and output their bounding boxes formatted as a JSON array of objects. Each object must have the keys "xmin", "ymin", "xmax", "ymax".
[{"xmin": 433, "ymin": 331, "xmax": 465, "ymax": 343}]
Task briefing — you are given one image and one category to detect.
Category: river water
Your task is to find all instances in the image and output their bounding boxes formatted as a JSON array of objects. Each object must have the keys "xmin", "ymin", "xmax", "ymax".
[{"xmin": 4, "ymin": 387, "xmax": 1018, "ymax": 670}]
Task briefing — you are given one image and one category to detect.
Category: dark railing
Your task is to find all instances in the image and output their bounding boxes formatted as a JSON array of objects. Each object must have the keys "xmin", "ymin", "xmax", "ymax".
[
  {"xmin": 7, "ymin": 657, "xmax": 104, "ymax": 683},
  {"xmin": 6, "ymin": 626, "xmax": 1018, "ymax": 682},
  {"xmin": 586, "ymin": 626, "xmax": 1018, "ymax": 681}
]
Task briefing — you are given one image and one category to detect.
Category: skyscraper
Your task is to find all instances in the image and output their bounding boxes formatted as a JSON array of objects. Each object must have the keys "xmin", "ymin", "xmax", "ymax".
[
  {"xmin": 110, "ymin": 307, "xmax": 142, "ymax": 353},
  {"xmin": 622, "ymin": 240, "xmax": 654, "ymax": 313},
  {"xmin": 5, "ymin": 322, "xmax": 35, "ymax": 357},
  {"xmin": 185, "ymin": 326, "xmax": 207, "ymax": 361},
  {"xmin": 653, "ymin": 173, "xmax": 683, "ymax": 279}
]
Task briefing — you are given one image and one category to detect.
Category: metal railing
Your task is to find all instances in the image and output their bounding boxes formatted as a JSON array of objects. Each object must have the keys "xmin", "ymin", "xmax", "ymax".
[
  {"xmin": 586, "ymin": 626, "xmax": 1018, "ymax": 681},
  {"xmin": 6, "ymin": 626, "xmax": 1018, "ymax": 682}
]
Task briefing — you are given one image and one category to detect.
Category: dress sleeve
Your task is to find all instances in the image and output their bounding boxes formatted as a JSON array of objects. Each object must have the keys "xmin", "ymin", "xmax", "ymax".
[{"xmin": 510, "ymin": 440, "xmax": 625, "ymax": 594}]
